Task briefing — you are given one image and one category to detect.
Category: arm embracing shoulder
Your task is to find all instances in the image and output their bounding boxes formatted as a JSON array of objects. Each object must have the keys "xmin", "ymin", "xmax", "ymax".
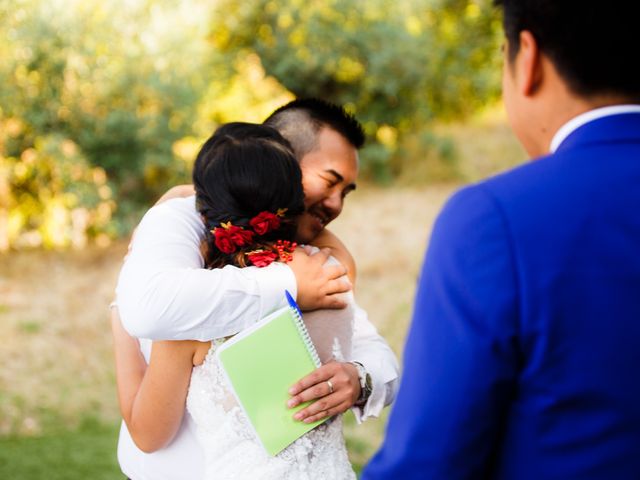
[{"xmin": 116, "ymin": 198, "xmax": 295, "ymax": 340}]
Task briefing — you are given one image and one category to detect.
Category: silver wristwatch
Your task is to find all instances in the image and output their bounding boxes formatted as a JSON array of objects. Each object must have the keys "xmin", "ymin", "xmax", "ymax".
[{"xmin": 351, "ymin": 361, "xmax": 372, "ymax": 407}]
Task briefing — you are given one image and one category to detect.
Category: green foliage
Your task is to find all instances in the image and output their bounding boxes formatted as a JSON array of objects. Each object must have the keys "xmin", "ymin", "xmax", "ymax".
[
  {"xmin": 0, "ymin": 132, "xmax": 114, "ymax": 248},
  {"xmin": 0, "ymin": 0, "xmax": 210, "ymax": 247},
  {"xmin": 0, "ymin": 0, "xmax": 504, "ymax": 249},
  {"xmin": 210, "ymin": 0, "xmax": 503, "ymax": 179}
]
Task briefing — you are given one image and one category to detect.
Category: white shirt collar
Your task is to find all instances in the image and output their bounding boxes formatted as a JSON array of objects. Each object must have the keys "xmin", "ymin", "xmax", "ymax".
[{"xmin": 550, "ymin": 104, "xmax": 640, "ymax": 153}]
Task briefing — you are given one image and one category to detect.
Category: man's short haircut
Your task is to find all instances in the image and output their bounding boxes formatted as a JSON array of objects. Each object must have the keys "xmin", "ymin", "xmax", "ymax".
[
  {"xmin": 495, "ymin": 0, "xmax": 640, "ymax": 101},
  {"xmin": 263, "ymin": 98, "xmax": 365, "ymax": 160}
]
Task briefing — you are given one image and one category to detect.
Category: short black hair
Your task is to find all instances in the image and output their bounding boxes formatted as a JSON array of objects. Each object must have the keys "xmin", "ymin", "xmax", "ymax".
[
  {"xmin": 192, "ymin": 122, "xmax": 304, "ymax": 268},
  {"xmin": 495, "ymin": 0, "xmax": 640, "ymax": 100},
  {"xmin": 263, "ymin": 98, "xmax": 365, "ymax": 160}
]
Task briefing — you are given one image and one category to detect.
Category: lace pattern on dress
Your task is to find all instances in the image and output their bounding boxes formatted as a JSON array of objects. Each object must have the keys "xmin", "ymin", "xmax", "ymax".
[{"xmin": 187, "ymin": 341, "xmax": 356, "ymax": 480}]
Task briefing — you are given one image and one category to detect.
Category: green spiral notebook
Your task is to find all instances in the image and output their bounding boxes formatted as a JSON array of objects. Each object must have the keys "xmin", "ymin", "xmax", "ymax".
[{"xmin": 215, "ymin": 291, "xmax": 328, "ymax": 456}]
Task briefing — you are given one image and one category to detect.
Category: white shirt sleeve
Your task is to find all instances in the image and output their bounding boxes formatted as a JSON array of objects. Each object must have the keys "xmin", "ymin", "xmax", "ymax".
[
  {"xmin": 115, "ymin": 196, "xmax": 296, "ymax": 341},
  {"xmin": 350, "ymin": 302, "xmax": 400, "ymax": 423}
]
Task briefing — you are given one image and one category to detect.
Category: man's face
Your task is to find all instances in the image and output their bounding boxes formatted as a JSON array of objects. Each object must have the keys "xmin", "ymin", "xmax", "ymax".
[{"xmin": 296, "ymin": 127, "xmax": 359, "ymax": 243}]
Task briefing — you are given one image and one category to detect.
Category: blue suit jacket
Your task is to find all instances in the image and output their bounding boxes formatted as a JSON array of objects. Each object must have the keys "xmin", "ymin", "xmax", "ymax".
[{"xmin": 363, "ymin": 113, "xmax": 640, "ymax": 479}]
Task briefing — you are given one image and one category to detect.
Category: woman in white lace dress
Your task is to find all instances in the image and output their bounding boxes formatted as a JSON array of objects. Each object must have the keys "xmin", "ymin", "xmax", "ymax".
[{"xmin": 114, "ymin": 123, "xmax": 357, "ymax": 479}]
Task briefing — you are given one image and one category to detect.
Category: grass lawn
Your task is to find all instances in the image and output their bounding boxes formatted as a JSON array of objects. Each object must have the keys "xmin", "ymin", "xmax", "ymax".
[{"xmin": 0, "ymin": 419, "xmax": 123, "ymax": 479}]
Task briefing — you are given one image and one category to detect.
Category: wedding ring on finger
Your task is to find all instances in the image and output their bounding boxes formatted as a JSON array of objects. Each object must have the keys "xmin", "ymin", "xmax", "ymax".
[{"xmin": 326, "ymin": 380, "xmax": 334, "ymax": 395}]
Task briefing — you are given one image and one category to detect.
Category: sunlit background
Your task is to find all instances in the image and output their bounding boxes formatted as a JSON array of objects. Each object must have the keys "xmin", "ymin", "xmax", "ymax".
[{"xmin": 0, "ymin": 0, "xmax": 526, "ymax": 477}]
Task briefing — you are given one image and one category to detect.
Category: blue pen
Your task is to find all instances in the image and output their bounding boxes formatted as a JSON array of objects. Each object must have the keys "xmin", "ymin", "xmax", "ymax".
[{"xmin": 285, "ymin": 290, "xmax": 303, "ymax": 318}]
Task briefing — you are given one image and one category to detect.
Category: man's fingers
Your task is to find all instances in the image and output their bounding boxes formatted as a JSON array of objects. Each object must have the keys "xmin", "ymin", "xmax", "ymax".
[
  {"xmin": 300, "ymin": 403, "xmax": 350, "ymax": 424},
  {"xmin": 295, "ymin": 399, "xmax": 352, "ymax": 423},
  {"xmin": 323, "ymin": 277, "xmax": 351, "ymax": 295},
  {"xmin": 292, "ymin": 392, "xmax": 336, "ymax": 420},
  {"xmin": 288, "ymin": 381, "xmax": 332, "ymax": 408},
  {"xmin": 288, "ymin": 367, "xmax": 330, "ymax": 396},
  {"xmin": 290, "ymin": 247, "xmax": 350, "ymax": 311},
  {"xmin": 293, "ymin": 396, "xmax": 332, "ymax": 421}
]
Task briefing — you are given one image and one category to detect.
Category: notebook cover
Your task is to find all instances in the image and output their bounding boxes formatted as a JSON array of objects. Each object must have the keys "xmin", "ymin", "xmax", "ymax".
[{"xmin": 215, "ymin": 304, "xmax": 327, "ymax": 456}]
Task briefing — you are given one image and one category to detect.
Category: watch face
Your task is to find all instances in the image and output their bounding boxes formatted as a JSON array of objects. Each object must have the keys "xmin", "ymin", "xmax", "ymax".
[
  {"xmin": 352, "ymin": 362, "xmax": 370, "ymax": 405},
  {"xmin": 365, "ymin": 373, "xmax": 372, "ymax": 391},
  {"xmin": 363, "ymin": 374, "xmax": 372, "ymax": 398}
]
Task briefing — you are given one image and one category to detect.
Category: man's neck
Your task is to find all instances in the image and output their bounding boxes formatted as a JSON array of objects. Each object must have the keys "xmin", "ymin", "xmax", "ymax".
[{"xmin": 533, "ymin": 90, "xmax": 635, "ymax": 157}]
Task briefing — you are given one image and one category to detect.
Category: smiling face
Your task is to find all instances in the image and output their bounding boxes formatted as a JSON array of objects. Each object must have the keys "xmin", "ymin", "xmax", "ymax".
[{"xmin": 296, "ymin": 127, "xmax": 359, "ymax": 243}]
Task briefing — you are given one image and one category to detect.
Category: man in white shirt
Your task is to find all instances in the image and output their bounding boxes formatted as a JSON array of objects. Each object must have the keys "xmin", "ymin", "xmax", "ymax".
[{"xmin": 112, "ymin": 99, "xmax": 399, "ymax": 480}]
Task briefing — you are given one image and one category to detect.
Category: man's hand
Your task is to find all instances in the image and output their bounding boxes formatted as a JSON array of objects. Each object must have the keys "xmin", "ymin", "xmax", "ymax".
[
  {"xmin": 288, "ymin": 247, "xmax": 350, "ymax": 311},
  {"xmin": 287, "ymin": 361, "xmax": 361, "ymax": 423}
]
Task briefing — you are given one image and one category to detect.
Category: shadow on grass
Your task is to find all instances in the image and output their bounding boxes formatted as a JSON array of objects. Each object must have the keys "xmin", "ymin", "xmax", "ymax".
[{"xmin": 0, "ymin": 418, "xmax": 123, "ymax": 480}]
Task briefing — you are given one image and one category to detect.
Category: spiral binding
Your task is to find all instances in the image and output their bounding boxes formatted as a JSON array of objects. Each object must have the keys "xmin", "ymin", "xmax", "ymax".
[{"xmin": 290, "ymin": 306, "xmax": 322, "ymax": 368}]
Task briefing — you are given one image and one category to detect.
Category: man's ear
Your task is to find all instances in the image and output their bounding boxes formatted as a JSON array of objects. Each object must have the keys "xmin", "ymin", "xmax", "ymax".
[{"xmin": 517, "ymin": 30, "xmax": 542, "ymax": 96}]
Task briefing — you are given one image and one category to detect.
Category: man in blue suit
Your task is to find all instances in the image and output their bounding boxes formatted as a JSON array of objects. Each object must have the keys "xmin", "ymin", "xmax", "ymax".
[{"xmin": 363, "ymin": 0, "xmax": 640, "ymax": 478}]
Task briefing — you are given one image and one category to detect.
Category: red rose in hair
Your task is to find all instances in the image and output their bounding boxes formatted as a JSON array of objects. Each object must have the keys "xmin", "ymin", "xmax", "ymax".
[
  {"xmin": 246, "ymin": 249, "xmax": 278, "ymax": 268},
  {"xmin": 249, "ymin": 211, "xmax": 281, "ymax": 235},
  {"xmin": 213, "ymin": 227, "xmax": 236, "ymax": 253},
  {"xmin": 213, "ymin": 222, "xmax": 254, "ymax": 253},
  {"xmin": 228, "ymin": 225, "xmax": 254, "ymax": 246}
]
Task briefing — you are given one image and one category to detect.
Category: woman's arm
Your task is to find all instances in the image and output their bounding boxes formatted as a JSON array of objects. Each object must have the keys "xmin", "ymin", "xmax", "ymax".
[
  {"xmin": 111, "ymin": 307, "xmax": 205, "ymax": 452},
  {"xmin": 111, "ymin": 306, "xmax": 147, "ymax": 424}
]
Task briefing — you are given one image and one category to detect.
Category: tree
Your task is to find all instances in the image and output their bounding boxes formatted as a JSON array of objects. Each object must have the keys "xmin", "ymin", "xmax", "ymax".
[
  {"xmin": 209, "ymin": 0, "xmax": 502, "ymax": 179},
  {"xmin": 0, "ymin": 0, "xmax": 211, "ymax": 246}
]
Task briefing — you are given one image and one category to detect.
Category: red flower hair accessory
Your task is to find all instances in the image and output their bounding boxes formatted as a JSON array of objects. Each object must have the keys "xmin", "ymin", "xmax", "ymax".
[
  {"xmin": 245, "ymin": 249, "xmax": 278, "ymax": 268},
  {"xmin": 249, "ymin": 211, "xmax": 281, "ymax": 235},
  {"xmin": 212, "ymin": 221, "xmax": 254, "ymax": 254},
  {"xmin": 248, "ymin": 208, "xmax": 288, "ymax": 236},
  {"xmin": 275, "ymin": 239, "xmax": 297, "ymax": 263}
]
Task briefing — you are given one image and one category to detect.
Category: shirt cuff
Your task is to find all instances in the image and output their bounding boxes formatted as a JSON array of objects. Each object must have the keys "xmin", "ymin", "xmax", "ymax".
[{"xmin": 253, "ymin": 262, "xmax": 297, "ymax": 318}]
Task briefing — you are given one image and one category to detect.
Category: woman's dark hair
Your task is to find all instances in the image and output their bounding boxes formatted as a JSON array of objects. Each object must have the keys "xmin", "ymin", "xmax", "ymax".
[{"xmin": 192, "ymin": 122, "xmax": 305, "ymax": 269}]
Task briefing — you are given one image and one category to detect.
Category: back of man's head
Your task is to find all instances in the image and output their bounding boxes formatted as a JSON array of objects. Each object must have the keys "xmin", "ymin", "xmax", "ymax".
[
  {"xmin": 495, "ymin": 0, "xmax": 640, "ymax": 101},
  {"xmin": 263, "ymin": 98, "xmax": 365, "ymax": 161}
]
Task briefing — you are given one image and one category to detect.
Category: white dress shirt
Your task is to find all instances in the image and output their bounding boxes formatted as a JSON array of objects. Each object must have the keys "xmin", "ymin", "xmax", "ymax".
[
  {"xmin": 116, "ymin": 196, "xmax": 399, "ymax": 480},
  {"xmin": 116, "ymin": 196, "xmax": 296, "ymax": 341}
]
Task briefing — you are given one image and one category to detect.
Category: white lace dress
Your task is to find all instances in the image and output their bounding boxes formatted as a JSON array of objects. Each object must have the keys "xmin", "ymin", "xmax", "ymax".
[{"xmin": 186, "ymin": 271, "xmax": 357, "ymax": 480}]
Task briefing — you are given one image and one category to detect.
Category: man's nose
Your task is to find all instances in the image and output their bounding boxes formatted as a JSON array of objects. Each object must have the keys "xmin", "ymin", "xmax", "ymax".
[{"xmin": 322, "ymin": 191, "xmax": 343, "ymax": 217}]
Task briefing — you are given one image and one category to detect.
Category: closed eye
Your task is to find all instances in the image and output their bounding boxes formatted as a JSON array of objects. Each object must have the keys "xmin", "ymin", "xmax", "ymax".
[{"xmin": 324, "ymin": 169, "xmax": 356, "ymax": 193}]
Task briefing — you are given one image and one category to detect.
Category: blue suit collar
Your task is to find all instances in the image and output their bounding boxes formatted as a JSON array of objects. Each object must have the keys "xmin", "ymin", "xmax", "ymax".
[{"xmin": 555, "ymin": 112, "xmax": 640, "ymax": 154}]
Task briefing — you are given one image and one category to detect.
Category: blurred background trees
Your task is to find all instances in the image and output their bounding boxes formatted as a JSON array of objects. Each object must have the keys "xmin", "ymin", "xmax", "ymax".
[
  {"xmin": 0, "ymin": 0, "xmax": 503, "ymax": 251},
  {"xmin": 210, "ymin": 0, "xmax": 502, "ymax": 179}
]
